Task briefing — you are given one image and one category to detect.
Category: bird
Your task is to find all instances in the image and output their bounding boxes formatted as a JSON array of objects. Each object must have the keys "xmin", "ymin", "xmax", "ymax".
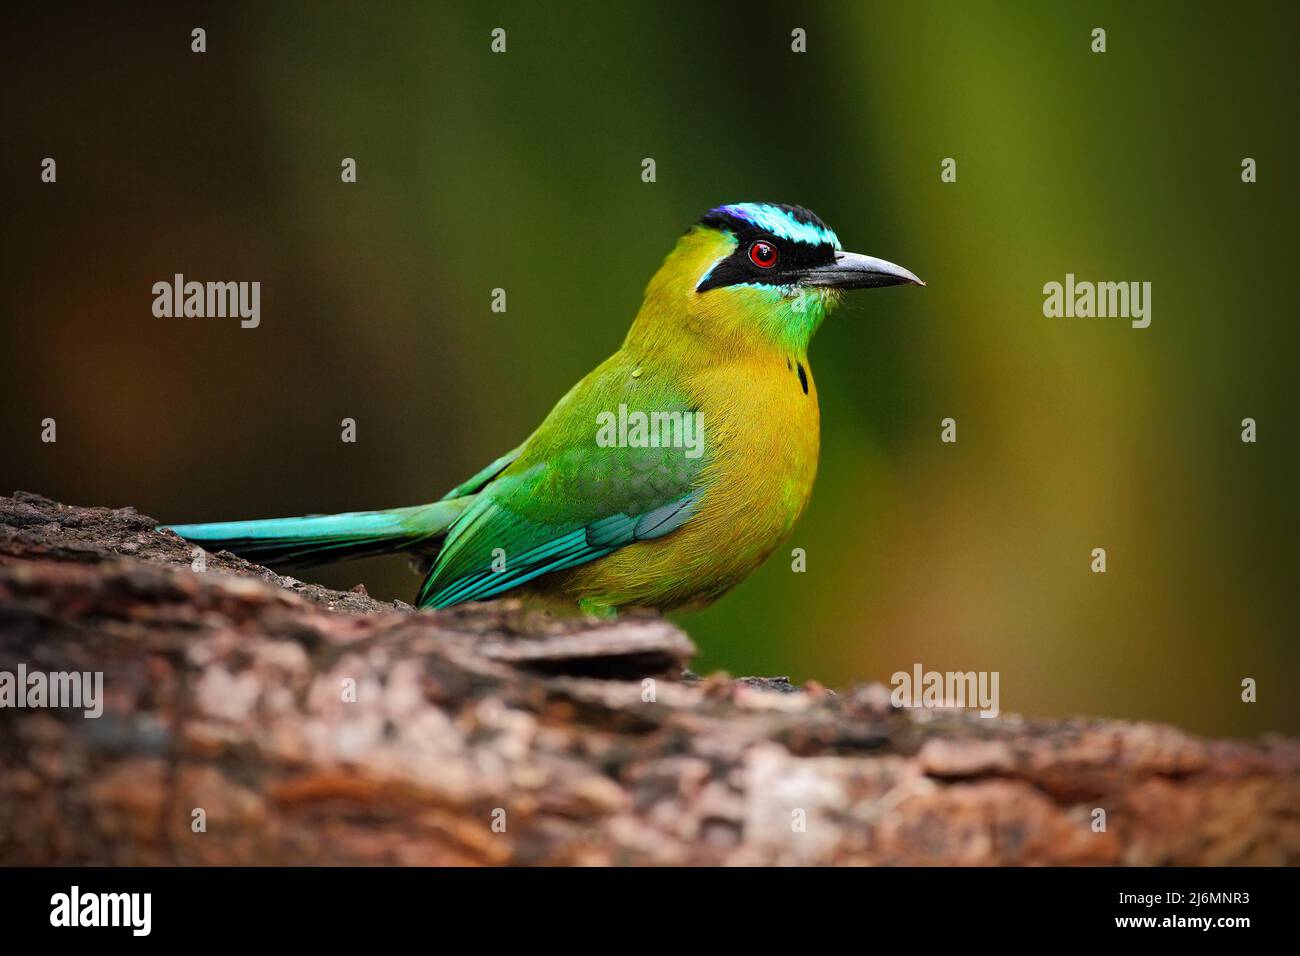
[{"xmin": 164, "ymin": 202, "xmax": 923, "ymax": 617}]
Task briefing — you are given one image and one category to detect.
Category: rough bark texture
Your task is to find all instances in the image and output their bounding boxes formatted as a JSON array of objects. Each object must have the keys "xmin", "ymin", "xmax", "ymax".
[{"xmin": 0, "ymin": 491, "xmax": 1296, "ymax": 866}]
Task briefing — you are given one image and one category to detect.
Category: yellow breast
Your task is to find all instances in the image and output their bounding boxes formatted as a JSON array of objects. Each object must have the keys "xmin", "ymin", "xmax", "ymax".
[{"xmin": 560, "ymin": 350, "xmax": 820, "ymax": 610}]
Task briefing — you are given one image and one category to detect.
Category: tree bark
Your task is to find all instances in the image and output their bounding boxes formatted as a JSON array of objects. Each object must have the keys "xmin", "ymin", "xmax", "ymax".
[{"xmin": 0, "ymin": 491, "xmax": 1295, "ymax": 865}]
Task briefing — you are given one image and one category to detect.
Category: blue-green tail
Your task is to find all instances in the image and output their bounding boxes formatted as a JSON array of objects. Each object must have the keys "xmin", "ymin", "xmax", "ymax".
[{"xmin": 162, "ymin": 498, "xmax": 471, "ymax": 568}]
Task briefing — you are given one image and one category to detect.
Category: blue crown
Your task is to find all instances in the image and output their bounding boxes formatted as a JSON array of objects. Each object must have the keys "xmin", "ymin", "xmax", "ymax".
[{"xmin": 704, "ymin": 202, "xmax": 841, "ymax": 250}]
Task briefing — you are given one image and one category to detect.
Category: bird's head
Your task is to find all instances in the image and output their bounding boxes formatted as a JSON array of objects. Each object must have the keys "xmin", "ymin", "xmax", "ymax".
[{"xmin": 630, "ymin": 202, "xmax": 923, "ymax": 358}]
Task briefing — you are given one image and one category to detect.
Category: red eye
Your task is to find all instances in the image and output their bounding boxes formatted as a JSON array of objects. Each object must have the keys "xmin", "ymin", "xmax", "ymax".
[{"xmin": 749, "ymin": 240, "xmax": 778, "ymax": 269}]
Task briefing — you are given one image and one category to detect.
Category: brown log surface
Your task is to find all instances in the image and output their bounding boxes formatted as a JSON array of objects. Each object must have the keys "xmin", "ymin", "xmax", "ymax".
[{"xmin": 1, "ymin": 491, "xmax": 1296, "ymax": 865}]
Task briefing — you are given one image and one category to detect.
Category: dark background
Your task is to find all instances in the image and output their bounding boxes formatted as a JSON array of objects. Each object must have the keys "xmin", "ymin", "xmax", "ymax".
[{"xmin": 3, "ymin": 1, "xmax": 1296, "ymax": 735}]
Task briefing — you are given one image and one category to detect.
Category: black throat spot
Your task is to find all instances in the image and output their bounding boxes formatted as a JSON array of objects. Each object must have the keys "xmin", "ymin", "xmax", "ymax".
[{"xmin": 796, "ymin": 362, "xmax": 808, "ymax": 395}]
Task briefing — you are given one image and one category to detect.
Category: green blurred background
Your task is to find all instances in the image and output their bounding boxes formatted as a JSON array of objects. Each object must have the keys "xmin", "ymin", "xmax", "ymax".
[{"xmin": 3, "ymin": 1, "xmax": 1296, "ymax": 736}]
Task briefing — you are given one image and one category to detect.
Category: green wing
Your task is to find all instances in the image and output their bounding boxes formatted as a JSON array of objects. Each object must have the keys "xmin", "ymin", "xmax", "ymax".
[
  {"xmin": 418, "ymin": 357, "xmax": 707, "ymax": 608},
  {"xmin": 439, "ymin": 444, "xmax": 524, "ymax": 500}
]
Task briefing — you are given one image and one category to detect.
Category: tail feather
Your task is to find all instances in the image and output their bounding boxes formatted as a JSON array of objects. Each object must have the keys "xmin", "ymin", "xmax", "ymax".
[{"xmin": 162, "ymin": 498, "xmax": 471, "ymax": 568}]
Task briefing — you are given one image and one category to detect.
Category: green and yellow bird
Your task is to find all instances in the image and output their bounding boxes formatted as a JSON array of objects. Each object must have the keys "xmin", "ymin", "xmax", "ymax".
[{"xmin": 166, "ymin": 203, "xmax": 923, "ymax": 616}]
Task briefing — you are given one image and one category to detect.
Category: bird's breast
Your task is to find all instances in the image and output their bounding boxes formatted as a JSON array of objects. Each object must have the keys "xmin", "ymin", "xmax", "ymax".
[
  {"xmin": 555, "ymin": 350, "xmax": 821, "ymax": 610},
  {"xmin": 691, "ymin": 351, "xmax": 821, "ymax": 544}
]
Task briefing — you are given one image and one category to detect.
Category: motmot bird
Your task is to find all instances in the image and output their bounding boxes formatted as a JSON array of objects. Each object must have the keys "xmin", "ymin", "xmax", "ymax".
[{"xmin": 165, "ymin": 203, "xmax": 923, "ymax": 616}]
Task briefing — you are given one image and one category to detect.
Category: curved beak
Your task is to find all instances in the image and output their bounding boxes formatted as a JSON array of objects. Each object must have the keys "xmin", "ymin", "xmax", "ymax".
[{"xmin": 802, "ymin": 251, "xmax": 925, "ymax": 290}]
